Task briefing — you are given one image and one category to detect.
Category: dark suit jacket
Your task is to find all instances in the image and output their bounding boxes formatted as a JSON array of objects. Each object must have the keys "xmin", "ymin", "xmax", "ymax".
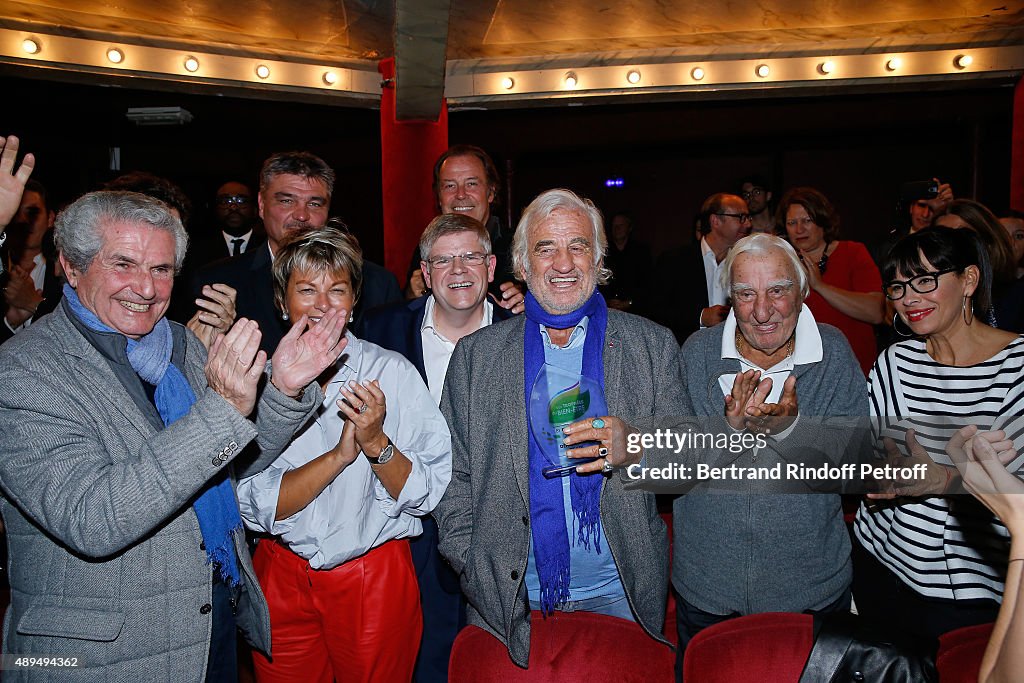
[
  {"xmin": 193, "ymin": 244, "xmax": 404, "ymax": 354},
  {"xmin": 356, "ymin": 294, "xmax": 513, "ymax": 384},
  {"xmin": 652, "ymin": 240, "xmax": 710, "ymax": 344},
  {"xmin": 187, "ymin": 227, "xmax": 267, "ymax": 272}
]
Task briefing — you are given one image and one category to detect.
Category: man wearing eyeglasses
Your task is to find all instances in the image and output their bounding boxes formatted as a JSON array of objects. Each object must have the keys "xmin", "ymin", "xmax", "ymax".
[
  {"xmin": 739, "ymin": 175, "xmax": 775, "ymax": 234},
  {"xmin": 654, "ymin": 192, "xmax": 752, "ymax": 343},
  {"xmin": 358, "ymin": 212, "xmax": 511, "ymax": 683},
  {"xmin": 211, "ymin": 181, "xmax": 263, "ymax": 261}
]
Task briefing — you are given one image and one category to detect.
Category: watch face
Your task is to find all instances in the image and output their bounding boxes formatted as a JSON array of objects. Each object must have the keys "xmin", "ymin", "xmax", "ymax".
[{"xmin": 377, "ymin": 443, "xmax": 395, "ymax": 465}]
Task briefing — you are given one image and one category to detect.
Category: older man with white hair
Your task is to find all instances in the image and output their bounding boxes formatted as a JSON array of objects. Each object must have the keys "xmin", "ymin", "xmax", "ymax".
[
  {"xmin": 663, "ymin": 233, "xmax": 867, "ymax": 681},
  {"xmin": 434, "ymin": 188, "xmax": 682, "ymax": 668},
  {"xmin": 0, "ymin": 190, "xmax": 346, "ymax": 681}
]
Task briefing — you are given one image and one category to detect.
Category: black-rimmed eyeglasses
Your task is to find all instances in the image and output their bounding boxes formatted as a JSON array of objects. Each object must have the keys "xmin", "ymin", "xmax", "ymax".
[
  {"xmin": 884, "ymin": 268, "xmax": 959, "ymax": 300},
  {"xmin": 716, "ymin": 212, "xmax": 752, "ymax": 223}
]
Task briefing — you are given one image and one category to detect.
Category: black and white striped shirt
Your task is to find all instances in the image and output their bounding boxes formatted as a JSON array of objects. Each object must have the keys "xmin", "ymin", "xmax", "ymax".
[{"xmin": 854, "ymin": 336, "xmax": 1024, "ymax": 602}]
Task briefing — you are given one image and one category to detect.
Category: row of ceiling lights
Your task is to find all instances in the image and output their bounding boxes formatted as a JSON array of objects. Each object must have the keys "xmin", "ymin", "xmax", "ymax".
[
  {"xmin": 498, "ymin": 54, "xmax": 976, "ymax": 89},
  {"xmin": 19, "ymin": 37, "xmax": 344, "ymax": 86}
]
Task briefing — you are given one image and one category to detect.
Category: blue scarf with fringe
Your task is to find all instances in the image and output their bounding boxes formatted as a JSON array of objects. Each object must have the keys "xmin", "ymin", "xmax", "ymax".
[
  {"xmin": 524, "ymin": 290, "xmax": 607, "ymax": 615},
  {"xmin": 64, "ymin": 284, "xmax": 242, "ymax": 585}
]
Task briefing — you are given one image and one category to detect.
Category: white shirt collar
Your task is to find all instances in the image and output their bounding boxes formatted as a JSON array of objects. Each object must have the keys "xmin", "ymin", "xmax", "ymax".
[
  {"xmin": 720, "ymin": 305, "xmax": 823, "ymax": 369},
  {"xmin": 420, "ymin": 295, "xmax": 492, "ymax": 343}
]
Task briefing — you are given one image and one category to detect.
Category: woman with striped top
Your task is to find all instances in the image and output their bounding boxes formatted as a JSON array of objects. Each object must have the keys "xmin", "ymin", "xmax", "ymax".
[{"xmin": 853, "ymin": 226, "xmax": 1024, "ymax": 640}]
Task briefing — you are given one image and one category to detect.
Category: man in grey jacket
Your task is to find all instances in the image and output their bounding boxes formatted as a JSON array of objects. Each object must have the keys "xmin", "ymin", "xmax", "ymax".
[
  {"xmin": 0, "ymin": 191, "xmax": 346, "ymax": 681},
  {"xmin": 434, "ymin": 188, "xmax": 681, "ymax": 668}
]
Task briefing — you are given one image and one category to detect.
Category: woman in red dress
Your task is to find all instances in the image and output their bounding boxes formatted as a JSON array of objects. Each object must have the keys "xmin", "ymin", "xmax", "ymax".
[{"xmin": 777, "ymin": 186, "xmax": 884, "ymax": 374}]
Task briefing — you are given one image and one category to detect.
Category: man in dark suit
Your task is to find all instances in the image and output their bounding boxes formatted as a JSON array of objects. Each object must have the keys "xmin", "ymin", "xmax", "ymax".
[
  {"xmin": 653, "ymin": 192, "xmax": 751, "ymax": 343},
  {"xmin": 1, "ymin": 179, "xmax": 62, "ymax": 343},
  {"xmin": 359, "ymin": 213, "xmax": 511, "ymax": 683},
  {"xmin": 193, "ymin": 151, "xmax": 401, "ymax": 354},
  {"xmin": 187, "ymin": 181, "xmax": 266, "ymax": 270},
  {"xmin": 404, "ymin": 145, "xmax": 524, "ymax": 314}
]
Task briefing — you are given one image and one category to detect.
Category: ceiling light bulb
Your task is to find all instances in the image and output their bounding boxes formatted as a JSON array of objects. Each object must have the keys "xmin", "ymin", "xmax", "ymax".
[
  {"xmin": 755, "ymin": 64, "xmax": 770, "ymax": 78},
  {"xmin": 22, "ymin": 38, "xmax": 39, "ymax": 55},
  {"xmin": 323, "ymin": 71, "xmax": 338, "ymax": 85},
  {"xmin": 626, "ymin": 70, "xmax": 641, "ymax": 84},
  {"xmin": 183, "ymin": 56, "xmax": 200, "ymax": 73},
  {"xmin": 564, "ymin": 72, "xmax": 578, "ymax": 88},
  {"xmin": 886, "ymin": 57, "xmax": 903, "ymax": 72},
  {"xmin": 954, "ymin": 54, "xmax": 973, "ymax": 69},
  {"xmin": 501, "ymin": 76, "xmax": 514, "ymax": 90},
  {"xmin": 107, "ymin": 48, "xmax": 124, "ymax": 64},
  {"xmin": 255, "ymin": 64, "xmax": 271, "ymax": 79},
  {"xmin": 691, "ymin": 67, "xmax": 705, "ymax": 81},
  {"xmin": 818, "ymin": 60, "xmax": 835, "ymax": 75}
]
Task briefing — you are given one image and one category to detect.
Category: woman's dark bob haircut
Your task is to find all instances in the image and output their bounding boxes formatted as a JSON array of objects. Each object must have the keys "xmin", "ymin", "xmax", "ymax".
[{"xmin": 883, "ymin": 226, "xmax": 993, "ymax": 318}]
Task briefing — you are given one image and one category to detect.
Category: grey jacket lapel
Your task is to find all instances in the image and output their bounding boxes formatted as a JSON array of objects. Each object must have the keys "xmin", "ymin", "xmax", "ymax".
[
  {"xmin": 55, "ymin": 308, "xmax": 162, "ymax": 444},
  {"xmin": 603, "ymin": 317, "xmax": 624, "ymax": 416}
]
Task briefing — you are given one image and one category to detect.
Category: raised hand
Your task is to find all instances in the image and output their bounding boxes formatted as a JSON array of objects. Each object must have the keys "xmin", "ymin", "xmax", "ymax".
[
  {"xmin": 205, "ymin": 318, "xmax": 266, "ymax": 416},
  {"xmin": 270, "ymin": 308, "xmax": 348, "ymax": 398},
  {"xmin": 186, "ymin": 283, "xmax": 237, "ymax": 351},
  {"xmin": 0, "ymin": 135, "xmax": 35, "ymax": 229}
]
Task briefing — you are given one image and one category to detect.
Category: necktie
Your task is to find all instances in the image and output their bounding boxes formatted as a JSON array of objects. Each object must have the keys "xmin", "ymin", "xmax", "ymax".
[{"xmin": 231, "ymin": 238, "xmax": 244, "ymax": 256}]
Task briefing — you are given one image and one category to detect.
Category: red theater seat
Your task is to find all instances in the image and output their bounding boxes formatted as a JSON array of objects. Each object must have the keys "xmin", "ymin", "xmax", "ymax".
[
  {"xmin": 682, "ymin": 612, "xmax": 815, "ymax": 683},
  {"xmin": 449, "ymin": 611, "xmax": 674, "ymax": 682},
  {"xmin": 936, "ymin": 622, "xmax": 994, "ymax": 683}
]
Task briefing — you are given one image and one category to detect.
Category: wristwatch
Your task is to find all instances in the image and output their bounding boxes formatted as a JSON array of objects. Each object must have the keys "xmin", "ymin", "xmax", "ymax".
[{"xmin": 365, "ymin": 437, "xmax": 394, "ymax": 466}]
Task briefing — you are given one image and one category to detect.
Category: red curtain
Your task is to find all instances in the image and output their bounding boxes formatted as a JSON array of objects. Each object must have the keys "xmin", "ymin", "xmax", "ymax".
[{"xmin": 377, "ymin": 57, "xmax": 449, "ymax": 286}]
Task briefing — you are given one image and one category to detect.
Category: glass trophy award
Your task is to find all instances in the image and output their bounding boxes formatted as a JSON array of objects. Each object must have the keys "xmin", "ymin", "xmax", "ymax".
[{"xmin": 529, "ymin": 364, "xmax": 609, "ymax": 478}]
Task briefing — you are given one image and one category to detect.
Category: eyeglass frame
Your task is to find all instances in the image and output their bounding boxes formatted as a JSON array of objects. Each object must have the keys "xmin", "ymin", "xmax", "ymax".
[
  {"xmin": 883, "ymin": 267, "xmax": 960, "ymax": 301},
  {"xmin": 741, "ymin": 187, "xmax": 766, "ymax": 201},
  {"xmin": 715, "ymin": 212, "xmax": 752, "ymax": 223},
  {"xmin": 216, "ymin": 194, "xmax": 252, "ymax": 206},
  {"xmin": 425, "ymin": 251, "xmax": 490, "ymax": 269}
]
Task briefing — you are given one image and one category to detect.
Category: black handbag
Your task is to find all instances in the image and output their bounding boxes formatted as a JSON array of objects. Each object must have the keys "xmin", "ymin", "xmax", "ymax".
[{"xmin": 798, "ymin": 612, "xmax": 938, "ymax": 682}]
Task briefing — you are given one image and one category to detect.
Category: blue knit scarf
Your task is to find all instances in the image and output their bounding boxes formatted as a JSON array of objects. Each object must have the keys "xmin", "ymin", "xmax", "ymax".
[
  {"xmin": 63, "ymin": 283, "xmax": 242, "ymax": 585},
  {"xmin": 524, "ymin": 290, "xmax": 607, "ymax": 615}
]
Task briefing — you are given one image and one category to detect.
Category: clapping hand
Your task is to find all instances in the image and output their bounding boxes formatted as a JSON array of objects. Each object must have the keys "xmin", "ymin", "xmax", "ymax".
[
  {"xmin": 270, "ymin": 308, "xmax": 348, "ymax": 398},
  {"xmin": 205, "ymin": 318, "xmax": 266, "ymax": 416},
  {"xmin": 947, "ymin": 425, "xmax": 1022, "ymax": 533}
]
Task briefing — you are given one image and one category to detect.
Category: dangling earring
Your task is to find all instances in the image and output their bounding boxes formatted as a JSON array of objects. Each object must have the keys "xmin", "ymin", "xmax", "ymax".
[
  {"xmin": 281, "ymin": 311, "xmax": 289, "ymax": 321},
  {"xmin": 962, "ymin": 295, "xmax": 974, "ymax": 326},
  {"xmin": 348, "ymin": 314, "xmax": 354, "ymax": 323},
  {"xmin": 893, "ymin": 313, "xmax": 914, "ymax": 337}
]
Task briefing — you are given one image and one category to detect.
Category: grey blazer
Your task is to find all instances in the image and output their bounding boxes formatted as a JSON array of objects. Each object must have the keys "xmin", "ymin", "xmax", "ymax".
[
  {"xmin": 0, "ymin": 306, "xmax": 320, "ymax": 682},
  {"xmin": 434, "ymin": 311, "xmax": 684, "ymax": 667}
]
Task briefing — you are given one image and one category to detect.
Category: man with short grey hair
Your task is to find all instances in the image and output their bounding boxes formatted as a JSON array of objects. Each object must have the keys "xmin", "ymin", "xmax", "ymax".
[
  {"xmin": 359, "ymin": 212, "xmax": 512, "ymax": 682},
  {"xmin": 0, "ymin": 190, "xmax": 346, "ymax": 681},
  {"xmin": 434, "ymin": 188, "xmax": 681, "ymax": 668}
]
